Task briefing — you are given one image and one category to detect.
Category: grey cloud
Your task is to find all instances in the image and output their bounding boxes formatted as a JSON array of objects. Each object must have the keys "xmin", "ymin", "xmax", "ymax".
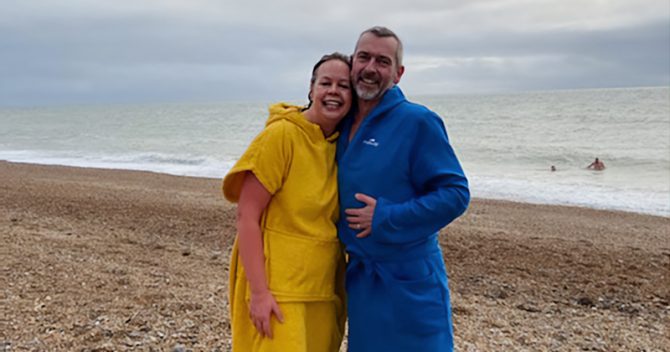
[
  {"xmin": 1, "ymin": 0, "xmax": 668, "ymax": 106},
  {"xmin": 401, "ymin": 19, "xmax": 670, "ymax": 94}
]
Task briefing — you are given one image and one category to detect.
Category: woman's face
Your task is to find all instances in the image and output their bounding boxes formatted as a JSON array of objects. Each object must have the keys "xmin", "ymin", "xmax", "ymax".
[{"xmin": 309, "ymin": 59, "xmax": 352, "ymax": 124}]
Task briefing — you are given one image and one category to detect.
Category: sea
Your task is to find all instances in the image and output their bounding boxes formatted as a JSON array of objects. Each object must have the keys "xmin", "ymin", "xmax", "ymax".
[{"xmin": 1, "ymin": 86, "xmax": 669, "ymax": 217}]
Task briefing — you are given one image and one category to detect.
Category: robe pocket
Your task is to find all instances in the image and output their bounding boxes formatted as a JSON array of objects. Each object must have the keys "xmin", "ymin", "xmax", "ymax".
[
  {"xmin": 263, "ymin": 228, "xmax": 341, "ymax": 301},
  {"xmin": 390, "ymin": 271, "xmax": 449, "ymax": 335}
]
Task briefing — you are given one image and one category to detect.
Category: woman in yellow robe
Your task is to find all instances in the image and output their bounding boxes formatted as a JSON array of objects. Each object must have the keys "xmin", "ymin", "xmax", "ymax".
[{"xmin": 222, "ymin": 53, "xmax": 352, "ymax": 352}]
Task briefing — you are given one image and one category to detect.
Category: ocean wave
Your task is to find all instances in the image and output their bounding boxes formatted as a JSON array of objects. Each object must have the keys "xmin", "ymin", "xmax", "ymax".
[
  {"xmin": 0, "ymin": 150, "xmax": 233, "ymax": 179},
  {"xmin": 460, "ymin": 146, "xmax": 670, "ymax": 168},
  {"xmin": 471, "ymin": 175, "xmax": 669, "ymax": 217},
  {"xmin": 101, "ymin": 153, "xmax": 210, "ymax": 166}
]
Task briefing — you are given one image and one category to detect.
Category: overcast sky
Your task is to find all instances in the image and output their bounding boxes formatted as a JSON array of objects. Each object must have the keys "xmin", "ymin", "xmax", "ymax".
[{"xmin": 1, "ymin": 0, "xmax": 668, "ymax": 106}]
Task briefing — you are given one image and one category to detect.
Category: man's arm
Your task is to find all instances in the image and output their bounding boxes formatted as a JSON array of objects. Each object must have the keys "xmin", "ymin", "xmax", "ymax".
[{"xmin": 363, "ymin": 113, "xmax": 469, "ymax": 244}]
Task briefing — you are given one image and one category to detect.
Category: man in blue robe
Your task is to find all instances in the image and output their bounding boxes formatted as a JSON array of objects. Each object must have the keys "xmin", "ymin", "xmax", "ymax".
[{"xmin": 338, "ymin": 26, "xmax": 470, "ymax": 351}]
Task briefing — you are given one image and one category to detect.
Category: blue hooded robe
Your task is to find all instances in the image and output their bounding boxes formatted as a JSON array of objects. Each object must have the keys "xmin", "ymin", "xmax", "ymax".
[{"xmin": 337, "ymin": 86, "xmax": 470, "ymax": 351}]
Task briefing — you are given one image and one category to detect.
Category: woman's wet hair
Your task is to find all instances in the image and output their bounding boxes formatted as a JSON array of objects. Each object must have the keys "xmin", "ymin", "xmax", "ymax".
[{"xmin": 305, "ymin": 52, "xmax": 352, "ymax": 109}]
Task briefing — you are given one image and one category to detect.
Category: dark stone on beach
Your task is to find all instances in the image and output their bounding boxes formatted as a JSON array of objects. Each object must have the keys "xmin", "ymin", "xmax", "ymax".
[
  {"xmin": 617, "ymin": 303, "xmax": 642, "ymax": 315},
  {"xmin": 210, "ymin": 251, "xmax": 222, "ymax": 260},
  {"xmin": 452, "ymin": 306, "xmax": 472, "ymax": 316},
  {"xmin": 516, "ymin": 303, "xmax": 542, "ymax": 313},
  {"xmin": 172, "ymin": 344, "xmax": 187, "ymax": 352},
  {"xmin": 485, "ymin": 287, "xmax": 510, "ymax": 300},
  {"xmin": 577, "ymin": 297, "xmax": 595, "ymax": 307}
]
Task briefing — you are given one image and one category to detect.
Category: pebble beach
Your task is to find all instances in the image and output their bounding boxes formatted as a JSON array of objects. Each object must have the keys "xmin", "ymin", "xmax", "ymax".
[{"xmin": 2, "ymin": 161, "xmax": 669, "ymax": 351}]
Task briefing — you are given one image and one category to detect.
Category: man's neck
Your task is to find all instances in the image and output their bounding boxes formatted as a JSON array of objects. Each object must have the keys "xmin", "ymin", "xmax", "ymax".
[{"xmin": 354, "ymin": 98, "xmax": 380, "ymax": 123}]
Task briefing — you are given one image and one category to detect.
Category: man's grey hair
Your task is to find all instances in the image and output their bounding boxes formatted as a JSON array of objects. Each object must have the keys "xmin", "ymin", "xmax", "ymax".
[{"xmin": 356, "ymin": 26, "xmax": 404, "ymax": 67}]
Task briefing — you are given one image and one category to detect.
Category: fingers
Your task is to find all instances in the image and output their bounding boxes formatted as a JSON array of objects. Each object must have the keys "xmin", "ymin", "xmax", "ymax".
[
  {"xmin": 345, "ymin": 208, "xmax": 372, "ymax": 221},
  {"xmin": 348, "ymin": 220, "xmax": 372, "ymax": 239},
  {"xmin": 348, "ymin": 221, "xmax": 370, "ymax": 230},
  {"xmin": 256, "ymin": 318, "xmax": 272, "ymax": 338},
  {"xmin": 354, "ymin": 193, "xmax": 377, "ymax": 206},
  {"xmin": 250, "ymin": 300, "xmax": 284, "ymax": 339},
  {"xmin": 263, "ymin": 318, "xmax": 273, "ymax": 339},
  {"xmin": 345, "ymin": 193, "xmax": 377, "ymax": 215},
  {"xmin": 346, "ymin": 213, "xmax": 371, "ymax": 224},
  {"xmin": 346, "ymin": 212, "xmax": 372, "ymax": 231},
  {"xmin": 261, "ymin": 303, "xmax": 284, "ymax": 339},
  {"xmin": 251, "ymin": 314, "xmax": 274, "ymax": 338},
  {"xmin": 346, "ymin": 215, "xmax": 370, "ymax": 224},
  {"xmin": 252, "ymin": 316, "xmax": 268, "ymax": 338},
  {"xmin": 356, "ymin": 227, "xmax": 371, "ymax": 238},
  {"xmin": 345, "ymin": 193, "xmax": 376, "ymax": 238},
  {"xmin": 344, "ymin": 208, "xmax": 362, "ymax": 216},
  {"xmin": 272, "ymin": 302, "xmax": 284, "ymax": 323}
]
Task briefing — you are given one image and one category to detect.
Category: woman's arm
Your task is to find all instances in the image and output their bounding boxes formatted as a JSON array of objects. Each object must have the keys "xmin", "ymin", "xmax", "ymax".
[{"xmin": 236, "ymin": 171, "xmax": 284, "ymax": 338}]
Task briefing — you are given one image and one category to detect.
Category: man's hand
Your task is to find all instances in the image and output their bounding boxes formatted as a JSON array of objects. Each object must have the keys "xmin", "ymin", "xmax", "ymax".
[
  {"xmin": 249, "ymin": 290, "xmax": 284, "ymax": 338},
  {"xmin": 345, "ymin": 193, "xmax": 377, "ymax": 238}
]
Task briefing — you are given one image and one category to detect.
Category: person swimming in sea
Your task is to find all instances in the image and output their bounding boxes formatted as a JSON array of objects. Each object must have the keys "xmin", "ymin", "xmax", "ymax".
[{"xmin": 587, "ymin": 157, "xmax": 606, "ymax": 171}]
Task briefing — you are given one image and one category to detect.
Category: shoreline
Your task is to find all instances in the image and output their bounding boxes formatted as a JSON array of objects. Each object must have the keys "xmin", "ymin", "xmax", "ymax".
[
  {"xmin": 2, "ymin": 159, "xmax": 667, "ymax": 219},
  {"xmin": 3, "ymin": 161, "xmax": 669, "ymax": 350}
]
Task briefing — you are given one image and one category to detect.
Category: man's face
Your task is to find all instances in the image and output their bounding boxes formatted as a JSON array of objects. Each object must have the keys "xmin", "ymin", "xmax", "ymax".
[{"xmin": 351, "ymin": 33, "xmax": 404, "ymax": 101}]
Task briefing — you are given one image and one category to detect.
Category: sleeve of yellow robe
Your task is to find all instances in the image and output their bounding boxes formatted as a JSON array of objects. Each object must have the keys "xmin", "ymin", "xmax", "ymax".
[{"xmin": 223, "ymin": 122, "xmax": 292, "ymax": 202}]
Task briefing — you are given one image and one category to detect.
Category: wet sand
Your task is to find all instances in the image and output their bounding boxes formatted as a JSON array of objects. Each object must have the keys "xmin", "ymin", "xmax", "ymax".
[{"xmin": 2, "ymin": 161, "xmax": 668, "ymax": 351}]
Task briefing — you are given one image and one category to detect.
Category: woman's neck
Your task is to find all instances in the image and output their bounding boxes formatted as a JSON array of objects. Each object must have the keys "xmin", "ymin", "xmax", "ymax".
[{"xmin": 303, "ymin": 108, "xmax": 336, "ymax": 137}]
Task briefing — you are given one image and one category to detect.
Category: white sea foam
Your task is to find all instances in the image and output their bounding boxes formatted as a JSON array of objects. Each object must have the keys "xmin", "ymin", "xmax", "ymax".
[
  {"xmin": 0, "ymin": 150, "xmax": 233, "ymax": 179},
  {"xmin": 471, "ymin": 175, "xmax": 669, "ymax": 217}
]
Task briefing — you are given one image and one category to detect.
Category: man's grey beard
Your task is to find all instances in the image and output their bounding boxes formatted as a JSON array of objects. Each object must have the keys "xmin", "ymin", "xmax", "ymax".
[{"xmin": 355, "ymin": 85, "xmax": 382, "ymax": 101}]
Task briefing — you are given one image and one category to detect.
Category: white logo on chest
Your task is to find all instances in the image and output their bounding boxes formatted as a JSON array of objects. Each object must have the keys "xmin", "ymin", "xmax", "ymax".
[{"xmin": 362, "ymin": 138, "xmax": 379, "ymax": 147}]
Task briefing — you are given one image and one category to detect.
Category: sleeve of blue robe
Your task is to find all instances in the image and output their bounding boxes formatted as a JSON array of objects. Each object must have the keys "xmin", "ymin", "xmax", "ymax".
[{"xmin": 370, "ymin": 111, "xmax": 470, "ymax": 245}]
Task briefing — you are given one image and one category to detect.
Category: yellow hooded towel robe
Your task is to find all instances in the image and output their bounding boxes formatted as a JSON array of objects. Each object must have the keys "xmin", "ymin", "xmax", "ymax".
[{"xmin": 222, "ymin": 104, "xmax": 346, "ymax": 352}]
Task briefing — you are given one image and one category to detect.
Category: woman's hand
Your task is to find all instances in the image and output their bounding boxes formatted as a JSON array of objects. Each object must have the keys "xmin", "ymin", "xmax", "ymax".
[{"xmin": 249, "ymin": 290, "xmax": 284, "ymax": 338}]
